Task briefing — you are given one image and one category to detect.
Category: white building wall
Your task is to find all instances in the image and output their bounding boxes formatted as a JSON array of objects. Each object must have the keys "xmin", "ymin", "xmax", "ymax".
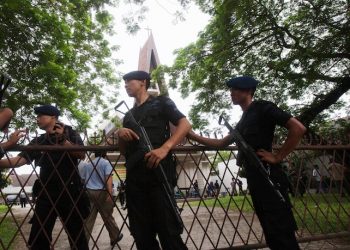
[{"xmin": 210, "ymin": 159, "xmax": 247, "ymax": 193}]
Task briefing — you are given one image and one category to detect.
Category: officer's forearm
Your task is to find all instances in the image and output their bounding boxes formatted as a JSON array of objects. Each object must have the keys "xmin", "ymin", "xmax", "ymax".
[
  {"xmin": 0, "ymin": 156, "xmax": 27, "ymax": 169},
  {"xmin": 188, "ymin": 131, "xmax": 232, "ymax": 148},
  {"xmin": 1, "ymin": 140, "xmax": 17, "ymax": 151},
  {"xmin": 275, "ymin": 118, "xmax": 306, "ymax": 162}
]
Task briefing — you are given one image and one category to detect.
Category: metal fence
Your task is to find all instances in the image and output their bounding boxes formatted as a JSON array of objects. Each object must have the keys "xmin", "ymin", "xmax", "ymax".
[{"xmin": 0, "ymin": 134, "xmax": 349, "ymax": 249}]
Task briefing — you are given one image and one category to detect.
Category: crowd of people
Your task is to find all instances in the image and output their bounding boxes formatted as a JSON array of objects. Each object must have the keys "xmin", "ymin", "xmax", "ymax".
[{"xmin": 0, "ymin": 71, "xmax": 310, "ymax": 250}]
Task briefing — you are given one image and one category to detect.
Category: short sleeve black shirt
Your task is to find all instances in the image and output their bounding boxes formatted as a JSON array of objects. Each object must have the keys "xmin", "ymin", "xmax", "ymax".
[
  {"xmin": 236, "ymin": 100, "xmax": 292, "ymax": 152},
  {"xmin": 235, "ymin": 100, "xmax": 293, "ymax": 208},
  {"xmin": 123, "ymin": 95, "xmax": 185, "ymax": 151}
]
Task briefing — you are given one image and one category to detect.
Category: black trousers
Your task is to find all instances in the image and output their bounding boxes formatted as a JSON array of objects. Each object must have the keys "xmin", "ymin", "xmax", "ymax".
[
  {"xmin": 126, "ymin": 183, "xmax": 187, "ymax": 250},
  {"xmin": 255, "ymin": 206, "xmax": 300, "ymax": 250},
  {"xmin": 250, "ymin": 191, "xmax": 300, "ymax": 250},
  {"xmin": 28, "ymin": 192, "xmax": 88, "ymax": 250},
  {"xmin": 20, "ymin": 198, "xmax": 26, "ymax": 208}
]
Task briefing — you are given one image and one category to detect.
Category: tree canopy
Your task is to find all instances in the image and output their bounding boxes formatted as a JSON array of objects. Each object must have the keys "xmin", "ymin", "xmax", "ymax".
[
  {"xmin": 166, "ymin": 0, "xmax": 350, "ymax": 131},
  {"xmin": 0, "ymin": 0, "xmax": 121, "ymax": 129}
]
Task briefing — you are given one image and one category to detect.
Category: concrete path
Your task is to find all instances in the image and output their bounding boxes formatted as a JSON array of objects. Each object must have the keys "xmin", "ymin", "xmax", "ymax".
[{"xmin": 6, "ymin": 204, "xmax": 350, "ymax": 249}]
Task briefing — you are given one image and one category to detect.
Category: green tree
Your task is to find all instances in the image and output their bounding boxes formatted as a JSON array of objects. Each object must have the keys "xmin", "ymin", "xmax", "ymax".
[
  {"xmin": 0, "ymin": 0, "xmax": 121, "ymax": 129},
  {"xmin": 166, "ymin": 0, "xmax": 350, "ymax": 130},
  {"xmin": 0, "ymin": 170, "xmax": 10, "ymax": 189}
]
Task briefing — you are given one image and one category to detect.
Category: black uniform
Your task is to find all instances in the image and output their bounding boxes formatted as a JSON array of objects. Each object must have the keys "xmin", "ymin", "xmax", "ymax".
[
  {"xmin": 123, "ymin": 95, "xmax": 187, "ymax": 250},
  {"xmin": 235, "ymin": 100, "xmax": 300, "ymax": 250},
  {"xmin": 19, "ymin": 127, "xmax": 88, "ymax": 250}
]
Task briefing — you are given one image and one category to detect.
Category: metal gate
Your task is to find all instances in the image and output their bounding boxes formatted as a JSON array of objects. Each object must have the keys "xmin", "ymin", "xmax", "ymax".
[{"xmin": 0, "ymin": 134, "xmax": 349, "ymax": 249}]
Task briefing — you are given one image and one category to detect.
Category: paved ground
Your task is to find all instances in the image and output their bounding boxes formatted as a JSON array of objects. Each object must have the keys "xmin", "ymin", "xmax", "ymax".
[{"xmin": 6, "ymin": 204, "xmax": 350, "ymax": 249}]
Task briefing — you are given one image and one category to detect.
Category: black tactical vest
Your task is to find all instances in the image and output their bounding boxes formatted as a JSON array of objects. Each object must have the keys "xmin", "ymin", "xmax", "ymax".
[{"xmin": 123, "ymin": 96, "xmax": 178, "ymax": 186}]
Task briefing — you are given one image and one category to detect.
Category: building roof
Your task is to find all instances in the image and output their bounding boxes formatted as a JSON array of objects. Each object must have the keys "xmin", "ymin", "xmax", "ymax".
[{"xmin": 1, "ymin": 174, "xmax": 38, "ymax": 194}]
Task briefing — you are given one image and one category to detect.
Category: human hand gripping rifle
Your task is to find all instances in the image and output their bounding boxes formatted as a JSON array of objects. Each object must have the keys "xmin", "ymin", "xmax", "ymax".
[
  {"xmin": 218, "ymin": 115, "xmax": 285, "ymax": 203},
  {"xmin": 115, "ymin": 101, "xmax": 184, "ymax": 230}
]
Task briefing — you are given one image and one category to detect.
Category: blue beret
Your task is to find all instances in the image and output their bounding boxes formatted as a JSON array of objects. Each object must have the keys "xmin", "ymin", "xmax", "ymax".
[
  {"xmin": 123, "ymin": 70, "xmax": 151, "ymax": 81},
  {"xmin": 226, "ymin": 76, "xmax": 259, "ymax": 89},
  {"xmin": 34, "ymin": 105, "xmax": 60, "ymax": 116}
]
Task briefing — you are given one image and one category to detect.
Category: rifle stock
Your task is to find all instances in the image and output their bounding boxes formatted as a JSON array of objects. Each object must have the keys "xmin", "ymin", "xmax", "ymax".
[{"xmin": 219, "ymin": 115, "xmax": 285, "ymax": 203}]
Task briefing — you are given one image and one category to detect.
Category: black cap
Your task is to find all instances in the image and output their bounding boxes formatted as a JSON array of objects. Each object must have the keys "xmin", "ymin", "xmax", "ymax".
[
  {"xmin": 123, "ymin": 70, "xmax": 151, "ymax": 81},
  {"xmin": 226, "ymin": 76, "xmax": 259, "ymax": 89},
  {"xmin": 34, "ymin": 105, "xmax": 60, "ymax": 116}
]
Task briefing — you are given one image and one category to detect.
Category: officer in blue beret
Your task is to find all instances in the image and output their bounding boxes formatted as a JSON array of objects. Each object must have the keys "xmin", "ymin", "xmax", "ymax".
[
  {"xmin": 34, "ymin": 104, "xmax": 61, "ymax": 117},
  {"xmin": 188, "ymin": 75, "xmax": 306, "ymax": 250},
  {"xmin": 225, "ymin": 76, "xmax": 259, "ymax": 89},
  {"xmin": 0, "ymin": 104, "xmax": 88, "ymax": 249},
  {"xmin": 123, "ymin": 70, "xmax": 151, "ymax": 90},
  {"xmin": 119, "ymin": 70, "xmax": 191, "ymax": 249},
  {"xmin": 123, "ymin": 70, "xmax": 151, "ymax": 81}
]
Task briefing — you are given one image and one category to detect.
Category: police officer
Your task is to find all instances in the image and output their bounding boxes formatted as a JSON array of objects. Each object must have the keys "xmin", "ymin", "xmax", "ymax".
[
  {"xmin": 117, "ymin": 70, "xmax": 191, "ymax": 250},
  {"xmin": 188, "ymin": 76, "xmax": 306, "ymax": 250},
  {"xmin": 0, "ymin": 104, "xmax": 88, "ymax": 249}
]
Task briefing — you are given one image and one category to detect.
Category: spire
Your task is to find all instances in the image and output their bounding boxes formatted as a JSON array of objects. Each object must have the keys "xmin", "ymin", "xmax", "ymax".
[
  {"xmin": 138, "ymin": 31, "xmax": 161, "ymax": 96},
  {"xmin": 138, "ymin": 31, "xmax": 160, "ymax": 73}
]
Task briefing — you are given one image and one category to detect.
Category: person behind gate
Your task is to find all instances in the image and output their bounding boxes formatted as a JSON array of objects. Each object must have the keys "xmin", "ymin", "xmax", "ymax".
[
  {"xmin": 79, "ymin": 150, "xmax": 123, "ymax": 246},
  {"xmin": 188, "ymin": 76, "xmax": 306, "ymax": 250},
  {"xmin": 117, "ymin": 70, "xmax": 191, "ymax": 250},
  {"xmin": 117, "ymin": 180, "xmax": 126, "ymax": 208},
  {"xmin": 0, "ymin": 104, "xmax": 88, "ymax": 249}
]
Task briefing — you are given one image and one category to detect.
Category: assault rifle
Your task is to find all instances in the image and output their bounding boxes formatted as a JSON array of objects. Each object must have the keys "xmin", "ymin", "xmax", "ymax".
[
  {"xmin": 0, "ymin": 73, "xmax": 11, "ymax": 106},
  {"xmin": 115, "ymin": 101, "xmax": 184, "ymax": 230},
  {"xmin": 218, "ymin": 115, "xmax": 285, "ymax": 203}
]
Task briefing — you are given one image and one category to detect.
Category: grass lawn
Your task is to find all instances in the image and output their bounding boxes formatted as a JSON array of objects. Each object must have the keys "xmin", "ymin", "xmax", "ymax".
[
  {"xmin": 292, "ymin": 194, "xmax": 350, "ymax": 233},
  {"xmin": 187, "ymin": 194, "xmax": 350, "ymax": 234},
  {"xmin": 0, "ymin": 205, "xmax": 18, "ymax": 250},
  {"xmin": 187, "ymin": 195, "xmax": 255, "ymax": 212}
]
